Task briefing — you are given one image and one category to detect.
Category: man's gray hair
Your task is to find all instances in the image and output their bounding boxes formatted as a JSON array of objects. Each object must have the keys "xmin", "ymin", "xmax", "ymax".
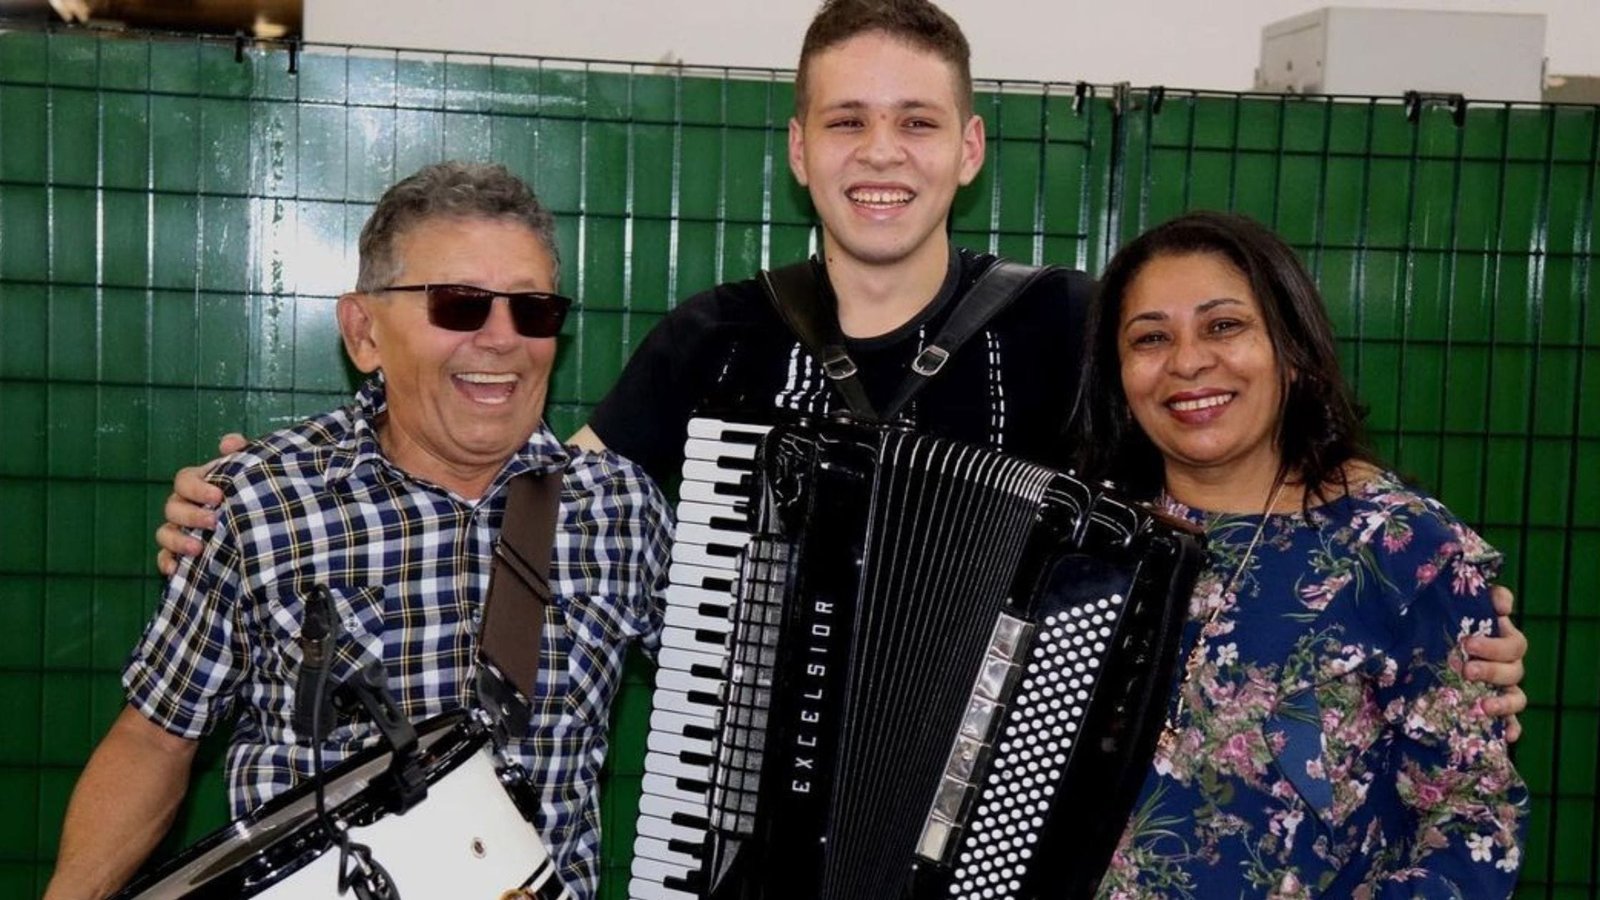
[{"xmin": 355, "ymin": 161, "xmax": 560, "ymax": 293}]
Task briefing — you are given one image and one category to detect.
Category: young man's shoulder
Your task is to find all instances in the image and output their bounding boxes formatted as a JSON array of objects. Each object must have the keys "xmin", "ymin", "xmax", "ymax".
[
  {"xmin": 663, "ymin": 274, "xmax": 780, "ymax": 328},
  {"xmin": 957, "ymin": 247, "xmax": 1094, "ymax": 297},
  {"xmin": 953, "ymin": 249, "xmax": 1095, "ymax": 334}
]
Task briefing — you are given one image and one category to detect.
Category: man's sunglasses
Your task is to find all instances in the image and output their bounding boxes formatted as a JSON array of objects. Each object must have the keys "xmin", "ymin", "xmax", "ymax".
[{"xmin": 383, "ymin": 284, "xmax": 572, "ymax": 338}]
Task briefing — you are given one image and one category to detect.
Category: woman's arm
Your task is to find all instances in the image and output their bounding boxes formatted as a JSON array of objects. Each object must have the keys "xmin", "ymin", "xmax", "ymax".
[{"xmin": 1375, "ymin": 546, "xmax": 1528, "ymax": 898}]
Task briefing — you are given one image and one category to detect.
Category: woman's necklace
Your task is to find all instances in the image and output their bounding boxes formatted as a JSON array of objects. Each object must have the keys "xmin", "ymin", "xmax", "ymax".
[{"xmin": 1158, "ymin": 477, "xmax": 1289, "ymax": 746}]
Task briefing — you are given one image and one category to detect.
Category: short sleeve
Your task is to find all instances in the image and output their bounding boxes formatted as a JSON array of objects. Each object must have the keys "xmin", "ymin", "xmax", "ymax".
[{"xmin": 123, "ymin": 506, "xmax": 250, "ymax": 739}]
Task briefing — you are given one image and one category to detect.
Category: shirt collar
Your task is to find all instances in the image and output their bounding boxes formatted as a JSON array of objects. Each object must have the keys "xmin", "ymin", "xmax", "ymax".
[{"xmin": 325, "ymin": 374, "xmax": 570, "ymax": 493}]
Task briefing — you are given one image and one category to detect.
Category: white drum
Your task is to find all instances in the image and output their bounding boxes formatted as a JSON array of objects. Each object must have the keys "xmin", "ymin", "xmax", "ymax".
[{"xmin": 114, "ymin": 712, "xmax": 570, "ymax": 900}]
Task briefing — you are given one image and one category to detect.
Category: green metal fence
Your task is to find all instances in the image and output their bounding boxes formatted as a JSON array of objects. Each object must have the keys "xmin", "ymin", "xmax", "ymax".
[{"xmin": 0, "ymin": 25, "xmax": 1594, "ymax": 899}]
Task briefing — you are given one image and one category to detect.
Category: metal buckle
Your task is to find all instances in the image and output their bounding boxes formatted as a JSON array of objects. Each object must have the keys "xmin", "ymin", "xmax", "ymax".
[
  {"xmin": 822, "ymin": 351, "xmax": 859, "ymax": 381},
  {"xmin": 911, "ymin": 345, "xmax": 950, "ymax": 377}
]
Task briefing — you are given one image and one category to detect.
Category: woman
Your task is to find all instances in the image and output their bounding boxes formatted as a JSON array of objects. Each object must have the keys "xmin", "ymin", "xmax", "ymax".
[{"xmin": 1074, "ymin": 212, "xmax": 1526, "ymax": 898}]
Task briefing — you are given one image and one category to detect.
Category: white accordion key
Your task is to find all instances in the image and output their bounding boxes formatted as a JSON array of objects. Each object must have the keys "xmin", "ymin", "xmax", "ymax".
[
  {"xmin": 648, "ymin": 708, "xmax": 717, "ymax": 749},
  {"xmin": 673, "ymin": 522, "xmax": 752, "ymax": 564},
  {"xmin": 656, "ymin": 667, "xmax": 724, "ymax": 702},
  {"xmin": 634, "ymin": 836, "xmax": 703, "ymax": 873},
  {"xmin": 651, "ymin": 685, "xmax": 720, "ymax": 717},
  {"xmin": 670, "ymin": 539, "xmax": 739, "ymax": 574},
  {"xmin": 629, "ymin": 877, "xmax": 697, "ymax": 900},
  {"xmin": 667, "ymin": 561, "xmax": 736, "ymax": 593},
  {"xmin": 661, "ymin": 624, "xmax": 729, "ymax": 655},
  {"xmin": 687, "ymin": 417, "xmax": 772, "ymax": 443},
  {"xmin": 676, "ymin": 499, "xmax": 738, "ymax": 526},
  {"xmin": 684, "ymin": 436, "xmax": 759, "ymax": 462},
  {"xmin": 657, "ymin": 643, "xmax": 732, "ymax": 678},
  {"xmin": 636, "ymin": 810, "xmax": 712, "ymax": 846},
  {"xmin": 641, "ymin": 772, "xmax": 711, "ymax": 810},
  {"xmin": 632, "ymin": 853, "xmax": 695, "ymax": 884},
  {"xmin": 678, "ymin": 478, "xmax": 743, "ymax": 507},
  {"xmin": 681, "ymin": 458, "xmax": 749, "ymax": 490},
  {"xmin": 644, "ymin": 748, "xmax": 711, "ymax": 784},
  {"xmin": 647, "ymin": 732, "xmax": 714, "ymax": 769},
  {"xmin": 662, "ymin": 604, "xmax": 732, "ymax": 638}
]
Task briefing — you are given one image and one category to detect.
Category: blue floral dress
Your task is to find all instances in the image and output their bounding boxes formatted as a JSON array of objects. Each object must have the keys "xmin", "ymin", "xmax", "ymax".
[{"xmin": 1099, "ymin": 471, "xmax": 1527, "ymax": 899}]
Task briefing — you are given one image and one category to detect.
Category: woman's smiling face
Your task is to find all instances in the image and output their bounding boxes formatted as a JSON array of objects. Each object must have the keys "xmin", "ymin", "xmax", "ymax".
[{"xmin": 1118, "ymin": 251, "xmax": 1286, "ymax": 489}]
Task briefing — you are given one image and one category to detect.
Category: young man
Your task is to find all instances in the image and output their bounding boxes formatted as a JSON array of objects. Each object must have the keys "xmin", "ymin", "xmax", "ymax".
[
  {"xmin": 49, "ymin": 163, "xmax": 669, "ymax": 900},
  {"xmin": 570, "ymin": 0, "xmax": 1091, "ymax": 481}
]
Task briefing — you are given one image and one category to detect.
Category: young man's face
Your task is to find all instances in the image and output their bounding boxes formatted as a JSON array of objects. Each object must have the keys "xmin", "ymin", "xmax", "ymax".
[{"xmin": 788, "ymin": 31, "xmax": 984, "ymax": 275}]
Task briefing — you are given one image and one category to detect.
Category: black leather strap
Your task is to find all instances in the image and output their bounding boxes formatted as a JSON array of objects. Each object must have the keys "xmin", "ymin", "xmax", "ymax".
[
  {"xmin": 759, "ymin": 260, "xmax": 878, "ymax": 418},
  {"xmin": 759, "ymin": 257, "xmax": 1054, "ymax": 423},
  {"xmin": 880, "ymin": 259, "xmax": 1053, "ymax": 421}
]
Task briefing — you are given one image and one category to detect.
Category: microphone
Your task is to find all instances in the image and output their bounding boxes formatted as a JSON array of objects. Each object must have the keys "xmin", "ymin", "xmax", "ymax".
[{"xmin": 293, "ymin": 585, "xmax": 340, "ymax": 739}]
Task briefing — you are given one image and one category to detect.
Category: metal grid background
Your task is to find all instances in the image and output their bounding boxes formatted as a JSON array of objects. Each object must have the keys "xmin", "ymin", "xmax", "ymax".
[{"xmin": 0, "ymin": 26, "xmax": 1593, "ymax": 899}]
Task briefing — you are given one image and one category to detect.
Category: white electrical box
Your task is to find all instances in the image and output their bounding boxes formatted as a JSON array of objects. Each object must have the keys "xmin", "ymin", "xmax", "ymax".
[{"xmin": 1256, "ymin": 7, "xmax": 1546, "ymax": 102}]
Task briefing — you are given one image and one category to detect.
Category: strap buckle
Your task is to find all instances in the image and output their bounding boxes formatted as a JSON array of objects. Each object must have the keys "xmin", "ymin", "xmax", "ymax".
[
  {"xmin": 822, "ymin": 349, "xmax": 859, "ymax": 381},
  {"xmin": 911, "ymin": 345, "xmax": 951, "ymax": 377}
]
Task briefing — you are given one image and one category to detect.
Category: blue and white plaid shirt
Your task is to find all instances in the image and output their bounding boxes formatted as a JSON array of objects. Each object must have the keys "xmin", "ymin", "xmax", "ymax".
[{"xmin": 124, "ymin": 377, "xmax": 672, "ymax": 899}]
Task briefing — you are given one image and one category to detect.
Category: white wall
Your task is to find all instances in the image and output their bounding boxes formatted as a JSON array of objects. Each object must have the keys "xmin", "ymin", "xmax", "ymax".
[{"xmin": 306, "ymin": 0, "xmax": 1599, "ymax": 90}]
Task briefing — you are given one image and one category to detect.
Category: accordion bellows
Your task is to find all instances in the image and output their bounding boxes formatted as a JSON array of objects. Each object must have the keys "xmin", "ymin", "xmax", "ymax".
[{"xmin": 633, "ymin": 417, "xmax": 1203, "ymax": 900}]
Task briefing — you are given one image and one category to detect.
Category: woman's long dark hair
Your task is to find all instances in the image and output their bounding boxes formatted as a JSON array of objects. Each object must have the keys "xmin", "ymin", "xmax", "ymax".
[{"xmin": 1069, "ymin": 211, "xmax": 1375, "ymax": 507}]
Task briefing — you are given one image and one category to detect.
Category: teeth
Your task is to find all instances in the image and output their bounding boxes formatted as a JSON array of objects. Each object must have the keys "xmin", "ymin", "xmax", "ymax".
[
  {"xmin": 1170, "ymin": 394, "xmax": 1232, "ymax": 412},
  {"xmin": 848, "ymin": 188, "xmax": 913, "ymax": 206},
  {"xmin": 456, "ymin": 372, "xmax": 517, "ymax": 404}
]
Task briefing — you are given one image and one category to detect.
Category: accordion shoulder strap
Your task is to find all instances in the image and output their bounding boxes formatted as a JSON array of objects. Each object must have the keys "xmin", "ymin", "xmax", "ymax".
[
  {"xmin": 881, "ymin": 258, "xmax": 1053, "ymax": 421},
  {"xmin": 759, "ymin": 259, "xmax": 878, "ymax": 418},
  {"xmin": 758, "ymin": 257, "xmax": 1054, "ymax": 422},
  {"xmin": 476, "ymin": 469, "xmax": 562, "ymax": 738}
]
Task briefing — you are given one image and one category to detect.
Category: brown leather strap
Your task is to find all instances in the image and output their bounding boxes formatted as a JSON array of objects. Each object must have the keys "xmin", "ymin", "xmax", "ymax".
[{"xmin": 479, "ymin": 471, "xmax": 561, "ymax": 720}]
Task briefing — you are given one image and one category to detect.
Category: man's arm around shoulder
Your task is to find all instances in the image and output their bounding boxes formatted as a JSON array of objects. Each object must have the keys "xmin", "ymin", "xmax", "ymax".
[{"xmin": 45, "ymin": 706, "xmax": 198, "ymax": 900}]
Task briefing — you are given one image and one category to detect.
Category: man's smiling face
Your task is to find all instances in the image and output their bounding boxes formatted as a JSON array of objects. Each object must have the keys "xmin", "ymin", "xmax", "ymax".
[
  {"xmin": 340, "ymin": 214, "xmax": 558, "ymax": 494},
  {"xmin": 788, "ymin": 30, "xmax": 984, "ymax": 273}
]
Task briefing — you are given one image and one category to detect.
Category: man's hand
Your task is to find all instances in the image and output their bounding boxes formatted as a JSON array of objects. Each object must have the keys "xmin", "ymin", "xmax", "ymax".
[
  {"xmin": 154, "ymin": 433, "xmax": 249, "ymax": 577},
  {"xmin": 1459, "ymin": 584, "xmax": 1528, "ymax": 742}
]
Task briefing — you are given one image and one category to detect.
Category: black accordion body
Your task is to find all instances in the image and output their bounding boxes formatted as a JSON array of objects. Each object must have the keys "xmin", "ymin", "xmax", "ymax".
[{"xmin": 632, "ymin": 416, "xmax": 1203, "ymax": 900}]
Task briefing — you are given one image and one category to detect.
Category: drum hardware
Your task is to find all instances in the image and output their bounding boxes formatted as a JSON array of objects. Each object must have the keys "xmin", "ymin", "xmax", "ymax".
[
  {"xmin": 302, "ymin": 586, "xmax": 406, "ymax": 900},
  {"xmin": 291, "ymin": 585, "xmax": 337, "ymax": 738},
  {"xmin": 112, "ymin": 571, "xmax": 574, "ymax": 899},
  {"xmin": 112, "ymin": 710, "xmax": 573, "ymax": 899},
  {"xmin": 336, "ymin": 661, "xmax": 425, "ymax": 813}
]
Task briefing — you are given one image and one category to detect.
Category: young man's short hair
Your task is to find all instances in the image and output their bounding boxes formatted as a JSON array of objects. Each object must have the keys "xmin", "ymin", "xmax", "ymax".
[{"xmin": 794, "ymin": 0, "xmax": 974, "ymax": 118}]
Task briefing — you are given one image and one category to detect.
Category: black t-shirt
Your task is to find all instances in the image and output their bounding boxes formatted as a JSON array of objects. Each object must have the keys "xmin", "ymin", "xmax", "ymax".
[{"xmin": 589, "ymin": 247, "xmax": 1095, "ymax": 485}]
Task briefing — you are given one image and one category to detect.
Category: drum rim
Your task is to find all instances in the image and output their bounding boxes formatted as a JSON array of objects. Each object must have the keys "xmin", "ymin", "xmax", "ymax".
[{"xmin": 113, "ymin": 709, "xmax": 486, "ymax": 900}]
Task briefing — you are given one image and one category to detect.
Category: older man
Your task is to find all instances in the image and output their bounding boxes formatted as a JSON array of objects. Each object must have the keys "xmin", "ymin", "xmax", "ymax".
[{"xmin": 45, "ymin": 162, "xmax": 669, "ymax": 900}]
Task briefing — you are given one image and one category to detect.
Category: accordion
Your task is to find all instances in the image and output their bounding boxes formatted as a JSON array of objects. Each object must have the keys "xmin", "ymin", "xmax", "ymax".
[{"xmin": 632, "ymin": 417, "xmax": 1203, "ymax": 900}]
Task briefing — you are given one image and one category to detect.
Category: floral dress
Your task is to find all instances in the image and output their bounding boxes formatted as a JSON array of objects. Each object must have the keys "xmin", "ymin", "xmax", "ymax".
[{"xmin": 1099, "ymin": 471, "xmax": 1527, "ymax": 899}]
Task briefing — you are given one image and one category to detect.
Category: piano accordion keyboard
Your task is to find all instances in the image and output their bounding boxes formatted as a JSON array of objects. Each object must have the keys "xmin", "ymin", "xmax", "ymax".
[{"xmin": 632, "ymin": 418, "xmax": 772, "ymax": 900}]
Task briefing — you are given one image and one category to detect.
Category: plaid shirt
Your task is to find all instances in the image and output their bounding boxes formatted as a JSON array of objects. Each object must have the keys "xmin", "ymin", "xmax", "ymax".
[{"xmin": 124, "ymin": 377, "xmax": 672, "ymax": 899}]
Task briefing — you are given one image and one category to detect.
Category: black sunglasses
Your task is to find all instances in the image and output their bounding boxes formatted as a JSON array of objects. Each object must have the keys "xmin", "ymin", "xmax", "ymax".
[{"xmin": 383, "ymin": 283, "xmax": 572, "ymax": 338}]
